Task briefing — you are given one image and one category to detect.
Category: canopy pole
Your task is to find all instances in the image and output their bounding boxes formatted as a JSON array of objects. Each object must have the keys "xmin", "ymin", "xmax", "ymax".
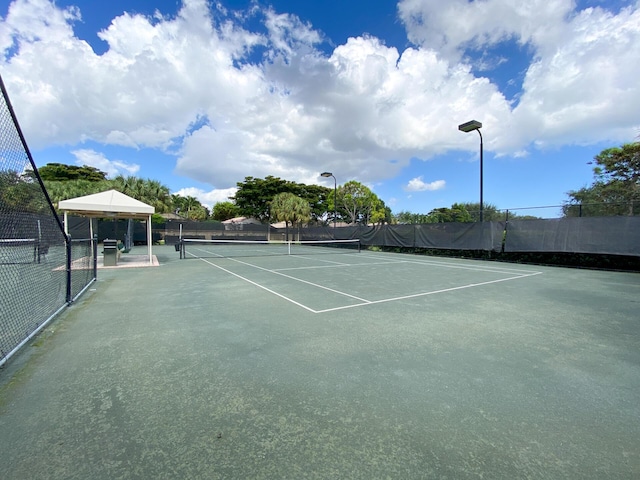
[
  {"xmin": 90, "ymin": 217, "xmax": 94, "ymax": 258},
  {"xmin": 147, "ymin": 214, "xmax": 153, "ymax": 265}
]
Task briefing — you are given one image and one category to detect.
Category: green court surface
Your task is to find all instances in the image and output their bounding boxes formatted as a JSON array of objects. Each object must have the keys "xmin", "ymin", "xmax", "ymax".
[{"xmin": 1, "ymin": 245, "xmax": 639, "ymax": 479}]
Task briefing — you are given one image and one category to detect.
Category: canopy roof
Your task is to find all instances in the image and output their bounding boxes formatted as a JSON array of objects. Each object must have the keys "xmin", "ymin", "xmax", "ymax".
[{"xmin": 58, "ymin": 189, "xmax": 154, "ymax": 218}]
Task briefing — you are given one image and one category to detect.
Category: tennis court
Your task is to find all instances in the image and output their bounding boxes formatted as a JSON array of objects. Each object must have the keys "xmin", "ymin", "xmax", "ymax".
[
  {"xmin": 179, "ymin": 238, "xmax": 543, "ymax": 313},
  {"xmin": 1, "ymin": 244, "xmax": 639, "ymax": 479}
]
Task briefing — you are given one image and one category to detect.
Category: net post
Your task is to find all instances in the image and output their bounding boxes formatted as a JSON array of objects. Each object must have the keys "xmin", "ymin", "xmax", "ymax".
[{"xmin": 358, "ymin": 239, "xmax": 361, "ymax": 253}]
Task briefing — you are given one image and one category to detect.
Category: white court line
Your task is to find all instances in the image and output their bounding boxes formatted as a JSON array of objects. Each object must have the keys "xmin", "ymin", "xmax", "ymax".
[
  {"xmin": 400, "ymin": 259, "xmax": 536, "ymax": 275},
  {"xmin": 192, "ymin": 255, "xmax": 318, "ymax": 313},
  {"xmin": 187, "ymin": 250, "xmax": 371, "ymax": 307},
  {"xmin": 274, "ymin": 260, "xmax": 407, "ymax": 272},
  {"xmin": 276, "ymin": 256, "xmax": 536, "ymax": 276},
  {"xmin": 187, "ymin": 249, "xmax": 543, "ymax": 314},
  {"xmin": 358, "ymin": 252, "xmax": 537, "ymax": 275},
  {"xmin": 222, "ymin": 256, "xmax": 371, "ymax": 303},
  {"xmin": 293, "ymin": 255, "xmax": 350, "ymax": 266},
  {"xmin": 194, "ymin": 243, "xmax": 542, "ymax": 280},
  {"xmin": 315, "ymin": 271, "xmax": 544, "ymax": 313}
]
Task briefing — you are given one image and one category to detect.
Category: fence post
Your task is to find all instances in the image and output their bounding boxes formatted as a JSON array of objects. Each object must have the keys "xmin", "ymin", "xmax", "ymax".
[{"xmin": 66, "ymin": 239, "xmax": 72, "ymax": 304}]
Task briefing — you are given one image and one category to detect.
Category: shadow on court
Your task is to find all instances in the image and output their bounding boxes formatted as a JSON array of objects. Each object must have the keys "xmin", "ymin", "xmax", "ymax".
[{"xmin": 1, "ymin": 245, "xmax": 639, "ymax": 479}]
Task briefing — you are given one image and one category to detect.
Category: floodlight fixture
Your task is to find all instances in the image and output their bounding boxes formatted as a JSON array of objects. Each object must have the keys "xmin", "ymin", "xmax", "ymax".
[
  {"xmin": 320, "ymin": 172, "xmax": 337, "ymax": 229},
  {"xmin": 458, "ymin": 120, "xmax": 482, "ymax": 133},
  {"xmin": 458, "ymin": 120, "xmax": 484, "ymax": 222}
]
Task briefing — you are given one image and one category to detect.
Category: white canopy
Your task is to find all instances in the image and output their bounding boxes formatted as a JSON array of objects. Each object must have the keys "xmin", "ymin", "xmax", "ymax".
[
  {"xmin": 58, "ymin": 190, "xmax": 155, "ymax": 265},
  {"xmin": 58, "ymin": 189, "xmax": 154, "ymax": 217}
]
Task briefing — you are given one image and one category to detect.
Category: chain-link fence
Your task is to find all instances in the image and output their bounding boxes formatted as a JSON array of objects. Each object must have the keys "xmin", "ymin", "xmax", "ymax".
[{"xmin": 0, "ymin": 76, "xmax": 96, "ymax": 366}]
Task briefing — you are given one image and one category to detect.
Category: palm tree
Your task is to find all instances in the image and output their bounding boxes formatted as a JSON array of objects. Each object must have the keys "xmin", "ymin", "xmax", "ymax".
[
  {"xmin": 112, "ymin": 175, "xmax": 141, "ymax": 197},
  {"xmin": 270, "ymin": 193, "xmax": 311, "ymax": 241},
  {"xmin": 112, "ymin": 176, "xmax": 172, "ymax": 213},
  {"xmin": 144, "ymin": 179, "xmax": 172, "ymax": 213}
]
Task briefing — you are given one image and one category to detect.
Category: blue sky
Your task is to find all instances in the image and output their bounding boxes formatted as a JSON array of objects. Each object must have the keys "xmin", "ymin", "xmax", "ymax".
[{"xmin": 1, "ymin": 0, "xmax": 639, "ymax": 218}]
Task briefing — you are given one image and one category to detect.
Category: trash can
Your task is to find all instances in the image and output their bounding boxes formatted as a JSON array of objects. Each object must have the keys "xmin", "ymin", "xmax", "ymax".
[{"xmin": 103, "ymin": 239, "xmax": 118, "ymax": 266}]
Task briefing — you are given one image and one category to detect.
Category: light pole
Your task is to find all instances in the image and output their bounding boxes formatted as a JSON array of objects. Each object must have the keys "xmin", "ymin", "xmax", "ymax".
[
  {"xmin": 458, "ymin": 120, "xmax": 484, "ymax": 222},
  {"xmin": 320, "ymin": 172, "xmax": 337, "ymax": 229}
]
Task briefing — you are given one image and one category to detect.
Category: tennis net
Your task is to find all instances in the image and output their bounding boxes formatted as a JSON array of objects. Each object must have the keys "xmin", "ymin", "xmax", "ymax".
[{"xmin": 180, "ymin": 238, "xmax": 361, "ymax": 259}]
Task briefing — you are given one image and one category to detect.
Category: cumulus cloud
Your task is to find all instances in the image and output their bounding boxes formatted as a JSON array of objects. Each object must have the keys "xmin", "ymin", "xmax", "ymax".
[
  {"xmin": 404, "ymin": 176, "xmax": 445, "ymax": 192},
  {"xmin": 397, "ymin": 0, "xmax": 573, "ymax": 60},
  {"xmin": 398, "ymin": 0, "xmax": 640, "ymax": 148},
  {"xmin": 70, "ymin": 149, "xmax": 139, "ymax": 178},
  {"xmin": 512, "ymin": 5, "xmax": 640, "ymax": 147},
  {"xmin": 173, "ymin": 186, "xmax": 237, "ymax": 209},
  {"xmin": 1, "ymin": 0, "xmax": 264, "ymax": 150},
  {"xmin": 1, "ymin": 0, "xmax": 639, "ymax": 194}
]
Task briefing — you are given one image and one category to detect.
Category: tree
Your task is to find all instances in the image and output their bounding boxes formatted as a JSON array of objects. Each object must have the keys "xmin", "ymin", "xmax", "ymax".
[
  {"xmin": 565, "ymin": 142, "xmax": 640, "ymax": 216},
  {"xmin": 393, "ymin": 211, "xmax": 434, "ymax": 224},
  {"xmin": 335, "ymin": 181, "xmax": 386, "ymax": 225},
  {"xmin": 290, "ymin": 183, "xmax": 331, "ymax": 224},
  {"xmin": 232, "ymin": 176, "xmax": 329, "ymax": 223},
  {"xmin": 427, "ymin": 203, "xmax": 473, "ymax": 223},
  {"xmin": 0, "ymin": 170, "xmax": 50, "ymax": 213},
  {"xmin": 171, "ymin": 194, "xmax": 210, "ymax": 220},
  {"xmin": 211, "ymin": 201, "xmax": 239, "ymax": 221},
  {"xmin": 563, "ymin": 184, "xmax": 625, "ymax": 217},
  {"xmin": 372, "ymin": 203, "xmax": 392, "ymax": 225},
  {"xmin": 112, "ymin": 176, "xmax": 173, "ymax": 214},
  {"xmin": 269, "ymin": 192, "xmax": 311, "ymax": 241},
  {"xmin": 38, "ymin": 163, "xmax": 111, "ymax": 205},
  {"xmin": 232, "ymin": 176, "xmax": 294, "ymax": 222},
  {"xmin": 45, "ymin": 179, "xmax": 112, "ymax": 204},
  {"xmin": 39, "ymin": 163, "xmax": 107, "ymax": 182},
  {"xmin": 143, "ymin": 179, "xmax": 173, "ymax": 214},
  {"xmin": 459, "ymin": 202, "xmax": 504, "ymax": 222}
]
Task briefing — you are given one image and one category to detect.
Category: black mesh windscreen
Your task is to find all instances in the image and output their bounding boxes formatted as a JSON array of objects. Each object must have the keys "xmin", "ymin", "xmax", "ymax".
[
  {"xmin": 160, "ymin": 220, "xmax": 638, "ymax": 257},
  {"xmin": 504, "ymin": 217, "xmax": 640, "ymax": 255}
]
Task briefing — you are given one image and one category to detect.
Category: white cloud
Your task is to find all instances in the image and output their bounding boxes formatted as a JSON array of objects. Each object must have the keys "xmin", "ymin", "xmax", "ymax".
[
  {"xmin": 1, "ymin": 0, "xmax": 264, "ymax": 150},
  {"xmin": 398, "ymin": 0, "xmax": 640, "ymax": 149},
  {"xmin": 1, "ymin": 0, "xmax": 639, "ymax": 193},
  {"xmin": 173, "ymin": 186, "xmax": 237, "ymax": 209},
  {"xmin": 70, "ymin": 149, "xmax": 139, "ymax": 178},
  {"xmin": 263, "ymin": 8, "xmax": 322, "ymax": 58},
  {"xmin": 404, "ymin": 176, "xmax": 446, "ymax": 192},
  {"xmin": 398, "ymin": 0, "xmax": 574, "ymax": 60},
  {"xmin": 512, "ymin": 5, "xmax": 640, "ymax": 147}
]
